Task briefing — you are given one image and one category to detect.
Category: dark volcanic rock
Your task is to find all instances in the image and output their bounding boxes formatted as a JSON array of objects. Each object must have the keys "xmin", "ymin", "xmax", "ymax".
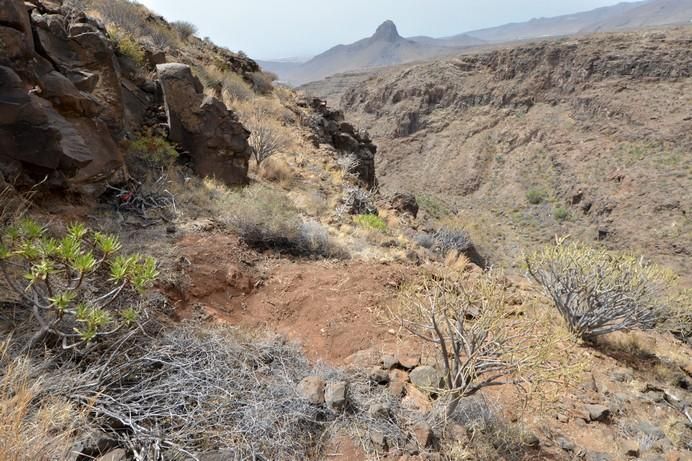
[{"xmin": 157, "ymin": 63, "xmax": 251, "ymax": 186}]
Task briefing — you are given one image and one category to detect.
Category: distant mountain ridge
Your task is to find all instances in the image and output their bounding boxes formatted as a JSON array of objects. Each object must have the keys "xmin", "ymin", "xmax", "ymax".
[
  {"xmin": 262, "ymin": 0, "xmax": 692, "ymax": 85},
  {"xmin": 262, "ymin": 21, "xmax": 481, "ymax": 85}
]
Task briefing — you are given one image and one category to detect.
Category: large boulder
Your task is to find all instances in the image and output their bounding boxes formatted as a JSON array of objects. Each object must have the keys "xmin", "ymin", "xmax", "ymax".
[{"xmin": 157, "ymin": 63, "xmax": 251, "ymax": 185}]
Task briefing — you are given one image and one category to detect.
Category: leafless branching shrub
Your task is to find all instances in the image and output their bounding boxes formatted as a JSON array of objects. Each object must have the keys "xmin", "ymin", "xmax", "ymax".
[
  {"xmin": 337, "ymin": 186, "xmax": 377, "ymax": 216},
  {"xmin": 526, "ymin": 239, "xmax": 675, "ymax": 341},
  {"xmin": 337, "ymin": 154, "xmax": 360, "ymax": 176},
  {"xmin": 25, "ymin": 327, "xmax": 322, "ymax": 460},
  {"xmin": 399, "ymin": 272, "xmax": 545, "ymax": 417},
  {"xmin": 233, "ymin": 98, "xmax": 295, "ymax": 165}
]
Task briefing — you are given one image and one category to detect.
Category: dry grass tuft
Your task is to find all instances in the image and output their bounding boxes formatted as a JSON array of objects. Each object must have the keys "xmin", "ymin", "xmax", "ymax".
[{"xmin": 0, "ymin": 343, "xmax": 84, "ymax": 460}]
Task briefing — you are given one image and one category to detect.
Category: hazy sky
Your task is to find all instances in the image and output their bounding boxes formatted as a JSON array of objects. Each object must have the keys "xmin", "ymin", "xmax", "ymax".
[{"xmin": 139, "ymin": 0, "xmax": 625, "ymax": 60}]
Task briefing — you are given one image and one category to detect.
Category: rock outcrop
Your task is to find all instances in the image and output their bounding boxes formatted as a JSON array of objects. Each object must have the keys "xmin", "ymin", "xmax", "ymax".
[
  {"xmin": 300, "ymin": 97, "xmax": 377, "ymax": 188},
  {"xmin": 156, "ymin": 63, "xmax": 252, "ymax": 185},
  {"xmin": 0, "ymin": 0, "xmax": 126, "ymax": 189},
  {"xmin": 0, "ymin": 0, "xmax": 258, "ymax": 191}
]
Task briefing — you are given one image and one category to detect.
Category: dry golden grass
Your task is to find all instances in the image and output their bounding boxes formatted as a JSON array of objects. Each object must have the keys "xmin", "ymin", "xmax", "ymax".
[
  {"xmin": 0, "ymin": 343, "xmax": 84, "ymax": 460},
  {"xmin": 258, "ymin": 156, "xmax": 294, "ymax": 185}
]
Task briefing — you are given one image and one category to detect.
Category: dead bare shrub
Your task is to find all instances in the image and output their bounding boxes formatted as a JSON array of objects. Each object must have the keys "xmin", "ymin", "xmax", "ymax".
[
  {"xmin": 233, "ymin": 98, "xmax": 295, "ymax": 165},
  {"xmin": 526, "ymin": 239, "xmax": 676, "ymax": 341},
  {"xmin": 399, "ymin": 271, "xmax": 548, "ymax": 417}
]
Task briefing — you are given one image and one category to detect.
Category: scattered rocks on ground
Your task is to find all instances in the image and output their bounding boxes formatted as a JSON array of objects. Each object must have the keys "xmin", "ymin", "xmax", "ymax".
[{"xmin": 622, "ymin": 439, "xmax": 640, "ymax": 458}]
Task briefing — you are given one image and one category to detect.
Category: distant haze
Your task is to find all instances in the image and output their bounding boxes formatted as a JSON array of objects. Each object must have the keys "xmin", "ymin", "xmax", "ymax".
[{"xmin": 138, "ymin": 0, "xmax": 628, "ymax": 59}]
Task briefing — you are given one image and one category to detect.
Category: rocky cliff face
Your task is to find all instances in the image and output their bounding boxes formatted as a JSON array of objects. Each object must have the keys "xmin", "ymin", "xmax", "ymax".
[
  {"xmin": 0, "ymin": 0, "xmax": 253, "ymax": 191},
  {"xmin": 336, "ymin": 28, "xmax": 692, "ymax": 278}
]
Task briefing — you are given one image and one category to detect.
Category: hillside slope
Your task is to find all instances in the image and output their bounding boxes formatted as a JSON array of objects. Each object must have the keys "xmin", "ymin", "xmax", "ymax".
[
  {"xmin": 464, "ymin": 0, "xmax": 692, "ymax": 42},
  {"xmin": 339, "ymin": 28, "xmax": 692, "ymax": 278}
]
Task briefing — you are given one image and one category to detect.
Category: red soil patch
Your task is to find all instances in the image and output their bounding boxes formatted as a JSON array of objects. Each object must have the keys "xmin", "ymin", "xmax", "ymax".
[{"xmin": 170, "ymin": 232, "xmax": 417, "ymax": 363}]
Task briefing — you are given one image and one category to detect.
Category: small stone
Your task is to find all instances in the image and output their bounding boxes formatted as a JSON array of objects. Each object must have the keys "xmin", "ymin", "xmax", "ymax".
[
  {"xmin": 523, "ymin": 433, "xmax": 540, "ymax": 448},
  {"xmin": 402, "ymin": 384, "xmax": 432, "ymax": 413},
  {"xmin": 413, "ymin": 422, "xmax": 433, "ymax": 448},
  {"xmin": 297, "ymin": 376, "xmax": 325, "ymax": 405},
  {"xmin": 368, "ymin": 403, "xmax": 391, "ymax": 418},
  {"xmin": 448, "ymin": 423, "xmax": 469, "ymax": 442},
  {"xmin": 389, "ymin": 380, "xmax": 406, "ymax": 397},
  {"xmin": 622, "ymin": 440, "xmax": 640, "ymax": 458},
  {"xmin": 556, "ymin": 413, "xmax": 569, "ymax": 423},
  {"xmin": 325, "ymin": 381, "xmax": 348, "ymax": 412},
  {"xmin": 398, "ymin": 352, "xmax": 420, "ymax": 369},
  {"xmin": 370, "ymin": 368, "xmax": 390, "ymax": 385},
  {"xmin": 585, "ymin": 404, "xmax": 611, "ymax": 422},
  {"xmin": 610, "ymin": 368, "xmax": 634, "ymax": 383},
  {"xmin": 370, "ymin": 431, "xmax": 387, "ymax": 450},
  {"xmin": 166, "ymin": 225, "xmax": 176, "ymax": 234},
  {"xmin": 409, "ymin": 366, "xmax": 441, "ymax": 391},
  {"xmin": 557, "ymin": 437, "xmax": 576, "ymax": 452},
  {"xmin": 382, "ymin": 354, "xmax": 398, "ymax": 370},
  {"xmin": 588, "ymin": 452, "xmax": 611, "ymax": 461}
]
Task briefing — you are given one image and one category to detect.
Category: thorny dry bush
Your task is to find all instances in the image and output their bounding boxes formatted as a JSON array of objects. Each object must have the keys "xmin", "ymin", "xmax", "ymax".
[
  {"xmin": 398, "ymin": 270, "xmax": 567, "ymax": 418},
  {"xmin": 1, "ymin": 325, "xmax": 428, "ymax": 460},
  {"xmin": 526, "ymin": 239, "xmax": 678, "ymax": 341}
]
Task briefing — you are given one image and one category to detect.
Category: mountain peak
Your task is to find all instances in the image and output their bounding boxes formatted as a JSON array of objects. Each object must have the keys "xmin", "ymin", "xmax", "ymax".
[{"xmin": 372, "ymin": 20, "xmax": 401, "ymax": 42}]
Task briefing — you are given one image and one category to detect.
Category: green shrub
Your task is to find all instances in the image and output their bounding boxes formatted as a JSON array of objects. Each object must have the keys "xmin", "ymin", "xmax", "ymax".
[
  {"xmin": 526, "ymin": 188, "xmax": 546, "ymax": 205},
  {"xmin": 417, "ymin": 194, "xmax": 452, "ymax": 219},
  {"xmin": 526, "ymin": 240, "xmax": 676, "ymax": 341},
  {"xmin": 354, "ymin": 214, "xmax": 387, "ymax": 232},
  {"xmin": 553, "ymin": 207, "xmax": 569, "ymax": 221},
  {"xmin": 0, "ymin": 219, "xmax": 157, "ymax": 349},
  {"xmin": 129, "ymin": 134, "xmax": 178, "ymax": 166},
  {"xmin": 108, "ymin": 27, "xmax": 145, "ymax": 66}
]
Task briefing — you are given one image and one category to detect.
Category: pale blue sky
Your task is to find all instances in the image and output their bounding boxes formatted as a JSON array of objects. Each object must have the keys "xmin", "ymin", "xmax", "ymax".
[{"xmin": 140, "ymin": 0, "xmax": 626, "ymax": 60}]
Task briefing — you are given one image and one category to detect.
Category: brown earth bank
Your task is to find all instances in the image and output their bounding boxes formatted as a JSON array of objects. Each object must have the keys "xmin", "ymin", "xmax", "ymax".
[{"xmin": 305, "ymin": 27, "xmax": 692, "ymax": 281}]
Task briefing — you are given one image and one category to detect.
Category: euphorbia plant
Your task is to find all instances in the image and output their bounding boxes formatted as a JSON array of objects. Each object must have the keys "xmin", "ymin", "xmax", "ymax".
[{"xmin": 0, "ymin": 219, "xmax": 157, "ymax": 350}]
